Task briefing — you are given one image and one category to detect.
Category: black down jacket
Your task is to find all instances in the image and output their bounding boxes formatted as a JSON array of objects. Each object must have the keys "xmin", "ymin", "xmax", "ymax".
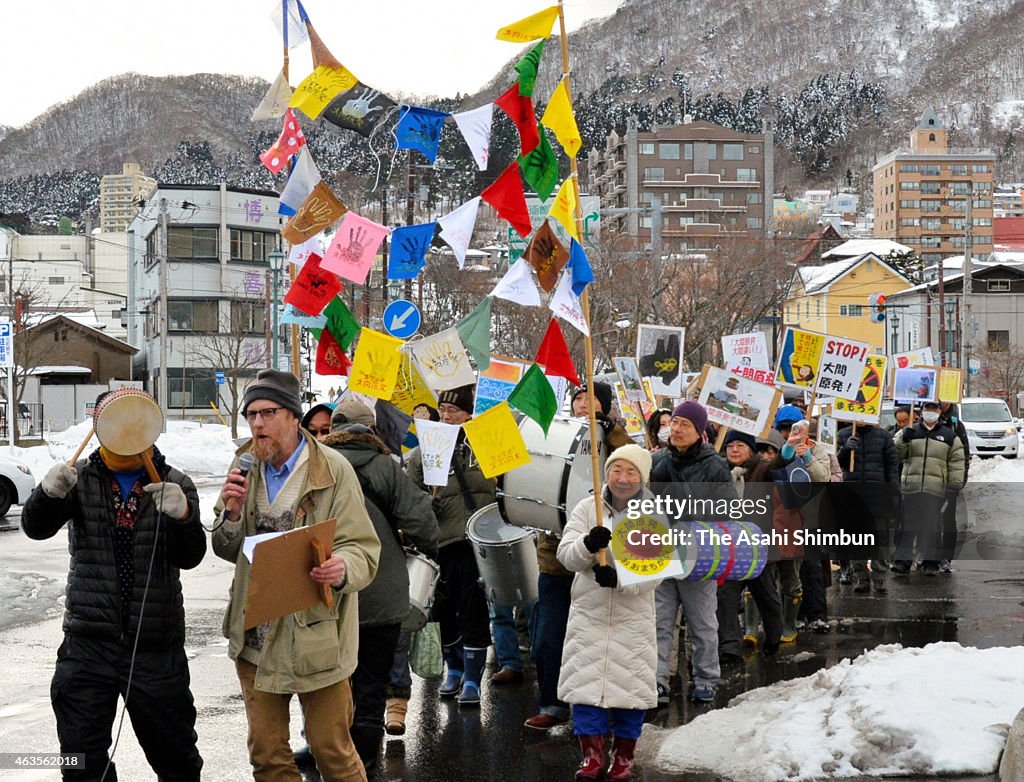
[
  {"xmin": 836, "ymin": 424, "xmax": 900, "ymax": 484},
  {"xmin": 21, "ymin": 448, "xmax": 205, "ymax": 650}
]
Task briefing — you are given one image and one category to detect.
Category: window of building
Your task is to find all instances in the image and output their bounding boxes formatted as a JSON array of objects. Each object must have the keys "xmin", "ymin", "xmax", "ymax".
[
  {"xmin": 900, "ymin": 199, "xmax": 920, "ymax": 209},
  {"xmin": 700, "ymin": 142, "xmax": 717, "ymax": 160},
  {"xmin": 640, "ymin": 217, "xmax": 652, "ymax": 228},
  {"xmin": 921, "ymin": 252, "xmax": 941, "ymax": 263},
  {"xmin": 987, "ymin": 279, "xmax": 1011, "ymax": 292},
  {"xmin": 988, "ymin": 330, "xmax": 1010, "ymax": 350},
  {"xmin": 900, "ymin": 218, "xmax": 920, "ymax": 227},
  {"xmin": 952, "ymin": 236, "xmax": 965, "ymax": 247},
  {"xmin": 639, "ymin": 142, "xmax": 655, "ymax": 155},
  {"xmin": 48, "ymin": 276, "xmax": 65, "ymax": 285},
  {"xmin": 230, "ymin": 229, "xmax": 273, "ymax": 262},
  {"xmin": 920, "ymin": 201, "xmax": 941, "ymax": 212},
  {"xmin": 167, "ymin": 300, "xmax": 219, "ymax": 332},
  {"xmin": 839, "ymin": 305, "xmax": 864, "ymax": 317},
  {"xmin": 928, "ymin": 133, "xmax": 936, "ymax": 142},
  {"xmin": 921, "ymin": 236, "xmax": 941, "ymax": 248},
  {"xmin": 947, "ymin": 164, "xmax": 968, "ymax": 176},
  {"xmin": 950, "ymin": 181, "xmax": 971, "ymax": 195},
  {"xmin": 974, "ymin": 181, "xmax": 992, "ymax": 192},
  {"xmin": 974, "ymin": 217, "xmax": 992, "ymax": 227},
  {"xmin": 659, "ymin": 143, "xmax": 680, "ymax": 160},
  {"xmin": 168, "ymin": 227, "xmax": 218, "ymax": 259},
  {"xmin": 643, "ymin": 167, "xmax": 665, "ymax": 182},
  {"xmin": 921, "ymin": 218, "xmax": 941, "ymax": 230},
  {"xmin": 746, "ymin": 192, "xmax": 762, "ymax": 204},
  {"xmin": 921, "ymin": 164, "xmax": 940, "ymax": 176},
  {"xmin": 973, "ymin": 199, "xmax": 992, "ymax": 209},
  {"xmin": 950, "ymin": 218, "xmax": 966, "ymax": 230},
  {"xmin": 748, "ymin": 146, "xmax": 760, "ymax": 154},
  {"xmin": 816, "ymin": 299, "xmax": 821, "ymax": 318},
  {"xmin": 746, "ymin": 217, "xmax": 763, "ymax": 229},
  {"xmin": 920, "ymin": 182, "xmax": 941, "ymax": 194},
  {"xmin": 901, "ymin": 181, "xmax": 920, "ymax": 190},
  {"xmin": 900, "ymin": 164, "xmax": 919, "ymax": 173},
  {"xmin": 230, "ymin": 301, "xmax": 267, "ymax": 333},
  {"xmin": 972, "ymin": 164, "xmax": 990, "ymax": 174},
  {"xmin": 684, "ymin": 143, "xmax": 694, "ymax": 160},
  {"xmin": 680, "ymin": 216, "xmax": 694, "ymax": 225},
  {"xmin": 723, "ymin": 143, "xmax": 744, "ymax": 160},
  {"xmin": 736, "ymin": 168, "xmax": 757, "ymax": 182},
  {"xmin": 169, "ymin": 372, "xmax": 217, "ymax": 409}
]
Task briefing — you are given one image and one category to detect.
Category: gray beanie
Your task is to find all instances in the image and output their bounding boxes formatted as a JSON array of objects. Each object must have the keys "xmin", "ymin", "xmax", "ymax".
[{"xmin": 242, "ymin": 369, "xmax": 303, "ymax": 419}]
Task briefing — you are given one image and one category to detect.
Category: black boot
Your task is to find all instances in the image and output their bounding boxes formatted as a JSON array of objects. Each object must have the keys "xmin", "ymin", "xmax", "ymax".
[{"xmin": 350, "ymin": 725, "xmax": 382, "ymax": 772}]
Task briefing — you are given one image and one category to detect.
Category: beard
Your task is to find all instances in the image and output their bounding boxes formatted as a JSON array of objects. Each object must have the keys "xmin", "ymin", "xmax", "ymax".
[{"xmin": 250, "ymin": 435, "xmax": 285, "ymax": 466}]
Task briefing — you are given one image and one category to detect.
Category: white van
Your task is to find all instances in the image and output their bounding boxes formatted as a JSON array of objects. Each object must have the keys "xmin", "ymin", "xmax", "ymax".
[{"xmin": 958, "ymin": 397, "xmax": 1018, "ymax": 458}]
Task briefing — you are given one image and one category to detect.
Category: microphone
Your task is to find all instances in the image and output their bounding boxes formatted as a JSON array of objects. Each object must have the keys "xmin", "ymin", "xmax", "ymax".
[{"xmin": 227, "ymin": 453, "xmax": 257, "ymax": 515}]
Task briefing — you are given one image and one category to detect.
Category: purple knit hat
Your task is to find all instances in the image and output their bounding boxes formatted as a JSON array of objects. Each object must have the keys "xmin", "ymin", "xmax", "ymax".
[{"xmin": 672, "ymin": 400, "xmax": 708, "ymax": 432}]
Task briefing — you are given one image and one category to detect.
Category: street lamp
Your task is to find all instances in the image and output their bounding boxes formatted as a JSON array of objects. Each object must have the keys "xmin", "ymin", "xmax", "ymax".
[
  {"xmin": 890, "ymin": 312, "xmax": 900, "ymax": 356},
  {"xmin": 268, "ymin": 245, "xmax": 285, "ymax": 370},
  {"xmin": 944, "ymin": 298, "xmax": 956, "ymax": 367}
]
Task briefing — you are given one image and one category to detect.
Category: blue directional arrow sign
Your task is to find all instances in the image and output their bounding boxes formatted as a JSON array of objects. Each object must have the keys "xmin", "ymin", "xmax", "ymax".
[{"xmin": 383, "ymin": 299, "xmax": 422, "ymax": 339}]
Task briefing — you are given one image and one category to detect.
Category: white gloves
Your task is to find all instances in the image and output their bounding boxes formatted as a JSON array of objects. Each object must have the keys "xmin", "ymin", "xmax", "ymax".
[
  {"xmin": 143, "ymin": 482, "xmax": 190, "ymax": 522},
  {"xmin": 42, "ymin": 464, "xmax": 78, "ymax": 499}
]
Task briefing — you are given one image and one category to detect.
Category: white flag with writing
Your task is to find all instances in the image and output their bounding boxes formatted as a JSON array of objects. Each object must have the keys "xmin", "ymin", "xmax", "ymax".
[
  {"xmin": 278, "ymin": 147, "xmax": 322, "ymax": 216},
  {"xmin": 549, "ymin": 270, "xmax": 589, "ymax": 335},
  {"xmin": 414, "ymin": 419, "xmax": 462, "ymax": 487},
  {"xmin": 252, "ymin": 68, "xmax": 294, "ymax": 121},
  {"xmin": 490, "ymin": 259, "xmax": 541, "ymax": 306},
  {"xmin": 452, "ymin": 104, "xmax": 493, "ymax": 171},
  {"xmin": 438, "ymin": 197, "xmax": 481, "ymax": 269}
]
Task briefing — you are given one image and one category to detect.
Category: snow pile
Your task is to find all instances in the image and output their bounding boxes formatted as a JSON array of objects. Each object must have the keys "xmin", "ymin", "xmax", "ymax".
[
  {"xmin": 655, "ymin": 643, "xmax": 1024, "ymax": 780},
  {"xmin": 15, "ymin": 419, "xmax": 239, "ymax": 480}
]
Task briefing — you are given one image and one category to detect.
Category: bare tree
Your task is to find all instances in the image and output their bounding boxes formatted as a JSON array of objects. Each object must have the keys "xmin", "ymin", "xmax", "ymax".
[
  {"xmin": 183, "ymin": 303, "xmax": 268, "ymax": 439},
  {"xmin": 973, "ymin": 345, "xmax": 1024, "ymax": 406}
]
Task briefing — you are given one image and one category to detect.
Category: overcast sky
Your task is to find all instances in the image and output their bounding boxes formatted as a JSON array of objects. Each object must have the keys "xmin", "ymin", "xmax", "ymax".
[{"xmin": 1, "ymin": 0, "xmax": 622, "ymax": 128}]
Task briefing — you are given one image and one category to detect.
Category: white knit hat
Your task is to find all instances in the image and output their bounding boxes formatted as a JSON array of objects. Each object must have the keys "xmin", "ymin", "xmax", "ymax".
[{"xmin": 604, "ymin": 443, "xmax": 652, "ymax": 483}]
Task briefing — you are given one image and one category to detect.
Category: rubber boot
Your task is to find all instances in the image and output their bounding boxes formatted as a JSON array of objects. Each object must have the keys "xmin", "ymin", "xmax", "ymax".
[
  {"xmin": 781, "ymin": 594, "xmax": 801, "ymax": 643},
  {"xmin": 458, "ymin": 646, "xmax": 487, "ymax": 706},
  {"xmin": 743, "ymin": 591, "xmax": 761, "ymax": 647},
  {"xmin": 607, "ymin": 736, "xmax": 638, "ymax": 781},
  {"xmin": 576, "ymin": 734, "xmax": 607, "ymax": 781},
  {"xmin": 385, "ymin": 697, "xmax": 408, "ymax": 736},
  {"xmin": 439, "ymin": 643, "xmax": 464, "ymax": 698}
]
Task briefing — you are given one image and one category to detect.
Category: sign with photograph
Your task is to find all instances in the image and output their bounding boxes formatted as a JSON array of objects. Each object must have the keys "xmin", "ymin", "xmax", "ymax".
[
  {"xmin": 892, "ymin": 366, "xmax": 938, "ymax": 404},
  {"xmin": 817, "ymin": 414, "xmax": 837, "ymax": 455},
  {"xmin": 636, "ymin": 324, "xmax": 686, "ymax": 398},
  {"xmin": 697, "ymin": 365, "xmax": 783, "ymax": 437},
  {"xmin": 613, "ymin": 356, "xmax": 647, "ymax": 403}
]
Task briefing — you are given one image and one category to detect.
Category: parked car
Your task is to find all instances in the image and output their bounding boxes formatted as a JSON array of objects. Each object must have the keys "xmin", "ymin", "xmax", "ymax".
[
  {"xmin": 958, "ymin": 397, "xmax": 1019, "ymax": 459},
  {"xmin": 0, "ymin": 453, "xmax": 37, "ymax": 516}
]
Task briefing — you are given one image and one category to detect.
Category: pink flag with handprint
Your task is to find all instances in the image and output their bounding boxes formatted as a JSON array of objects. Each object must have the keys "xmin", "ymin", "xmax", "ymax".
[{"xmin": 321, "ymin": 212, "xmax": 390, "ymax": 285}]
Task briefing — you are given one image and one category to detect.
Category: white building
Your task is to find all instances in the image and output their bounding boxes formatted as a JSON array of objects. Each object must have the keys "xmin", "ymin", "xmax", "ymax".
[
  {"xmin": 99, "ymin": 163, "xmax": 156, "ymax": 233},
  {"xmin": 127, "ymin": 184, "xmax": 285, "ymax": 416}
]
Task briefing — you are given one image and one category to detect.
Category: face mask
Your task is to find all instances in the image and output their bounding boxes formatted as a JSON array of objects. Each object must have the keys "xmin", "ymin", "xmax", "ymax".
[
  {"xmin": 658, "ymin": 426, "xmax": 671, "ymax": 444},
  {"xmin": 922, "ymin": 411, "xmax": 940, "ymax": 424}
]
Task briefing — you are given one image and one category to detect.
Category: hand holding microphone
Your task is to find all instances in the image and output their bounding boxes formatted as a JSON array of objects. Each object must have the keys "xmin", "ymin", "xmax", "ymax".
[{"xmin": 222, "ymin": 453, "xmax": 256, "ymax": 521}]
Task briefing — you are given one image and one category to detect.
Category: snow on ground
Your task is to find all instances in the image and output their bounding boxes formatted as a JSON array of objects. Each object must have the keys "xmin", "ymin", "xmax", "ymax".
[
  {"xmin": 13, "ymin": 419, "xmax": 240, "ymax": 481},
  {"xmin": 655, "ymin": 643, "xmax": 1024, "ymax": 781}
]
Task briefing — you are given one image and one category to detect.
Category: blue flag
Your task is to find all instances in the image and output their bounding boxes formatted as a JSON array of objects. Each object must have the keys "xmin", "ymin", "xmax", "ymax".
[
  {"xmin": 567, "ymin": 239, "xmax": 594, "ymax": 296},
  {"xmin": 388, "ymin": 222, "xmax": 437, "ymax": 279},
  {"xmin": 395, "ymin": 105, "xmax": 448, "ymax": 164}
]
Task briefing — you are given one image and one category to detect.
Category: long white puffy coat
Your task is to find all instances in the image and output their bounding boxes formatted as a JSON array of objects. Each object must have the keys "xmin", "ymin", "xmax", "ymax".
[{"xmin": 556, "ymin": 489, "xmax": 658, "ymax": 710}]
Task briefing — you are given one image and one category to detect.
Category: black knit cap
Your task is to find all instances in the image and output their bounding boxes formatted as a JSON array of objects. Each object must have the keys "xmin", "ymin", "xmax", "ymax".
[
  {"xmin": 437, "ymin": 384, "xmax": 475, "ymax": 414},
  {"xmin": 571, "ymin": 382, "xmax": 613, "ymax": 415},
  {"xmin": 242, "ymin": 369, "xmax": 303, "ymax": 419}
]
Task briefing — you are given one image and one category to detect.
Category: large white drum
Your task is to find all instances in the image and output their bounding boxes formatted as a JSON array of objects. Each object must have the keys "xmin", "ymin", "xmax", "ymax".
[
  {"xmin": 497, "ymin": 416, "xmax": 602, "ymax": 536},
  {"xmin": 466, "ymin": 503, "xmax": 539, "ymax": 605},
  {"xmin": 403, "ymin": 549, "xmax": 439, "ymax": 631}
]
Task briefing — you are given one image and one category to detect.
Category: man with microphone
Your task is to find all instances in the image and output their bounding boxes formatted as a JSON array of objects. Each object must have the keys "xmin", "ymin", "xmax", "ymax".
[{"xmin": 214, "ymin": 369, "xmax": 380, "ymax": 782}]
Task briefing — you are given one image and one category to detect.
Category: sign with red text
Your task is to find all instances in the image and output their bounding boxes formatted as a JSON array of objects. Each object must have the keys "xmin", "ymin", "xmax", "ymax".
[{"xmin": 813, "ymin": 337, "xmax": 871, "ymax": 401}]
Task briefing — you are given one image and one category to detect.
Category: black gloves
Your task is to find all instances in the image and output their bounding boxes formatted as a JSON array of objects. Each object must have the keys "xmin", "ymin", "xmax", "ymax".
[
  {"xmin": 846, "ymin": 435, "xmax": 860, "ymax": 450},
  {"xmin": 900, "ymin": 426, "xmax": 917, "ymax": 442},
  {"xmin": 595, "ymin": 411, "xmax": 615, "ymax": 434},
  {"xmin": 592, "ymin": 564, "xmax": 618, "ymax": 588},
  {"xmin": 583, "ymin": 525, "xmax": 612, "ymax": 553},
  {"xmin": 945, "ymin": 486, "xmax": 960, "ymax": 502}
]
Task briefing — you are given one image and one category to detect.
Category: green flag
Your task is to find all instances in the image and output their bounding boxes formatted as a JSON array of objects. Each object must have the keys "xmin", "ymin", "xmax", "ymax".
[
  {"xmin": 311, "ymin": 296, "xmax": 360, "ymax": 352},
  {"xmin": 514, "ymin": 40, "xmax": 546, "ymax": 98},
  {"xmin": 508, "ymin": 363, "xmax": 557, "ymax": 435},
  {"xmin": 519, "ymin": 124, "xmax": 558, "ymax": 202},
  {"xmin": 456, "ymin": 296, "xmax": 492, "ymax": 371}
]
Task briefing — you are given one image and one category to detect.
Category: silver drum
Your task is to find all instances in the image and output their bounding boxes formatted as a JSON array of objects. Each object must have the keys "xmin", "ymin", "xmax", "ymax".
[
  {"xmin": 404, "ymin": 549, "xmax": 439, "ymax": 632},
  {"xmin": 466, "ymin": 503, "xmax": 539, "ymax": 605}
]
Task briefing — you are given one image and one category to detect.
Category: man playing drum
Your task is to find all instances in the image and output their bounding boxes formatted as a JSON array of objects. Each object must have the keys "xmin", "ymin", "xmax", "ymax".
[
  {"xmin": 24, "ymin": 390, "xmax": 206, "ymax": 782},
  {"xmin": 407, "ymin": 384, "xmax": 495, "ymax": 706},
  {"xmin": 215, "ymin": 369, "xmax": 380, "ymax": 782}
]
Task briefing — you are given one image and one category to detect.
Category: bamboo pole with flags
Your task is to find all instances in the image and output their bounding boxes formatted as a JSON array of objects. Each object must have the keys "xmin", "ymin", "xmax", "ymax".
[
  {"xmin": 281, "ymin": 1, "xmax": 302, "ymax": 378},
  {"xmin": 553, "ymin": 1, "xmax": 608, "ymax": 566}
]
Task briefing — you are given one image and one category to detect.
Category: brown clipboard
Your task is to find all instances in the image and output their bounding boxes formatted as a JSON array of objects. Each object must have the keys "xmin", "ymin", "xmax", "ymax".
[{"xmin": 244, "ymin": 518, "xmax": 337, "ymax": 629}]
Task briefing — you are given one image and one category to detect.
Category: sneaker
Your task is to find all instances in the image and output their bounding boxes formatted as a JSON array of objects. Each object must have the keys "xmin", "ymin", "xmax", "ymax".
[
  {"xmin": 921, "ymin": 563, "xmax": 940, "ymax": 577},
  {"xmin": 810, "ymin": 618, "xmax": 830, "ymax": 634},
  {"xmin": 890, "ymin": 561, "xmax": 911, "ymax": 576},
  {"xmin": 457, "ymin": 681, "xmax": 481, "ymax": 706},
  {"xmin": 656, "ymin": 683, "xmax": 670, "ymax": 706},
  {"xmin": 853, "ymin": 578, "xmax": 870, "ymax": 593},
  {"xmin": 524, "ymin": 712, "xmax": 568, "ymax": 731},
  {"xmin": 293, "ymin": 746, "xmax": 316, "ymax": 769},
  {"xmin": 939, "ymin": 560, "xmax": 953, "ymax": 574},
  {"xmin": 691, "ymin": 683, "xmax": 716, "ymax": 704}
]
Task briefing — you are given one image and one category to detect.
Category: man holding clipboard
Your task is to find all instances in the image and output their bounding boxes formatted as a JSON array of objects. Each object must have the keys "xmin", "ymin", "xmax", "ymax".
[{"xmin": 214, "ymin": 369, "xmax": 380, "ymax": 782}]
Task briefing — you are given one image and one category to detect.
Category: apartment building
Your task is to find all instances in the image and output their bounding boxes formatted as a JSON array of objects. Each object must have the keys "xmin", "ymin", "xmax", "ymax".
[
  {"xmin": 586, "ymin": 117, "xmax": 773, "ymax": 255},
  {"xmin": 872, "ymin": 108, "xmax": 995, "ymax": 266},
  {"xmin": 99, "ymin": 163, "xmax": 156, "ymax": 232}
]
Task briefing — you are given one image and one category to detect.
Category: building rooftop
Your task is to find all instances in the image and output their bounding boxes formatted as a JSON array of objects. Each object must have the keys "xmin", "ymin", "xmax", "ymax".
[{"xmin": 822, "ymin": 239, "xmax": 913, "ymax": 259}]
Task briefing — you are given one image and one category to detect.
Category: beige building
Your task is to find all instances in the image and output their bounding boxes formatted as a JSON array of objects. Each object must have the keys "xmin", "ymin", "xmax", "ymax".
[
  {"xmin": 872, "ymin": 108, "xmax": 995, "ymax": 266},
  {"xmin": 587, "ymin": 117, "xmax": 773, "ymax": 255},
  {"xmin": 99, "ymin": 163, "xmax": 156, "ymax": 232}
]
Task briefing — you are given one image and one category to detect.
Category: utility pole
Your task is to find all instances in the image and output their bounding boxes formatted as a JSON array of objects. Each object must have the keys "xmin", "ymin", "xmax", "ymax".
[
  {"xmin": 961, "ymin": 194, "xmax": 973, "ymax": 382},
  {"xmin": 158, "ymin": 197, "xmax": 169, "ymax": 416}
]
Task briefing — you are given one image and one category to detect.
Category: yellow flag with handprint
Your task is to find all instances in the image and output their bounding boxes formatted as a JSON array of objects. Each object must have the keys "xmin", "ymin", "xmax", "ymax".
[
  {"xmin": 390, "ymin": 353, "xmax": 437, "ymax": 414},
  {"xmin": 349, "ymin": 328, "xmax": 404, "ymax": 399},
  {"xmin": 462, "ymin": 402, "xmax": 531, "ymax": 478}
]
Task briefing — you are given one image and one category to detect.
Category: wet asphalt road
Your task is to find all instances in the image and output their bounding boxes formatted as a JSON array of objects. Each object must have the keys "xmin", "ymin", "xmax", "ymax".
[{"xmin": 1, "ymin": 509, "xmax": 1021, "ymax": 781}]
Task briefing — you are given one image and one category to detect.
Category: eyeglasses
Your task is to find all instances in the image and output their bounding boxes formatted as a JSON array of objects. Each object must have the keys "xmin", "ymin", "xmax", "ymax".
[
  {"xmin": 310, "ymin": 427, "xmax": 332, "ymax": 437},
  {"xmin": 438, "ymin": 404, "xmax": 463, "ymax": 415},
  {"xmin": 245, "ymin": 407, "xmax": 284, "ymax": 423}
]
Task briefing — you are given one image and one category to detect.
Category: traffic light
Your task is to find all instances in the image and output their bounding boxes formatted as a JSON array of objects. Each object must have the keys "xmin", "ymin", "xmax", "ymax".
[{"xmin": 868, "ymin": 292, "xmax": 886, "ymax": 322}]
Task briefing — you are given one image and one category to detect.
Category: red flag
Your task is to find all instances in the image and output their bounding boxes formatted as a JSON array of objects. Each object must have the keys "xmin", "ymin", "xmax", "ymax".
[
  {"xmin": 284, "ymin": 253, "xmax": 343, "ymax": 316},
  {"xmin": 495, "ymin": 83, "xmax": 540, "ymax": 156},
  {"xmin": 260, "ymin": 108, "xmax": 306, "ymax": 174},
  {"xmin": 535, "ymin": 317, "xmax": 581, "ymax": 387},
  {"xmin": 315, "ymin": 329, "xmax": 352, "ymax": 376},
  {"xmin": 482, "ymin": 163, "xmax": 533, "ymax": 239}
]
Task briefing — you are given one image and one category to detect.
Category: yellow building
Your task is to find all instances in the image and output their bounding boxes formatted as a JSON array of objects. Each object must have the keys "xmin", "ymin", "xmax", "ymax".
[
  {"xmin": 782, "ymin": 252, "xmax": 912, "ymax": 352},
  {"xmin": 99, "ymin": 162, "xmax": 156, "ymax": 233}
]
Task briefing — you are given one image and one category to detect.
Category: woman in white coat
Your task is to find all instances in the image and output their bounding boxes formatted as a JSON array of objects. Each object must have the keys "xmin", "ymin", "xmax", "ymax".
[{"xmin": 557, "ymin": 444, "xmax": 659, "ymax": 782}]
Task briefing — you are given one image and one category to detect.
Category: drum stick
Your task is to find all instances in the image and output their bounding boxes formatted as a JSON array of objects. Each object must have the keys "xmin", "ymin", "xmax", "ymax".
[
  {"xmin": 850, "ymin": 422, "xmax": 858, "ymax": 472},
  {"xmin": 311, "ymin": 538, "xmax": 335, "ymax": 609},
  {"xmin": 67, "ymin": 430, "xmax": 94, "ymax": 467},
  {"xmin": 140, "ymin": 451, "xmax": 162, "ymax": 484}
]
